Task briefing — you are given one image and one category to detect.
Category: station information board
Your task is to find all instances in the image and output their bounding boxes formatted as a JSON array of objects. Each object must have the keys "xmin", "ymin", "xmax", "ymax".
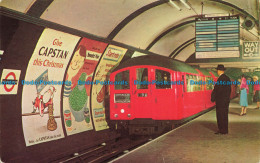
[{"xmin": 195, "ymin": 16, "xmax": 240, "ymax": 58}]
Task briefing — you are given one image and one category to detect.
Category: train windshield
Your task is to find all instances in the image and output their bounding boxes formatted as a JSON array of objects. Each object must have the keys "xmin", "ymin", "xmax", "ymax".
[
  {"xmin": 136, "ymin": 68, "xmax": 148, "ymax": 89},
  {"xmin": 115, "ymin": 70, "xmax": 130, "ymax": 90}
]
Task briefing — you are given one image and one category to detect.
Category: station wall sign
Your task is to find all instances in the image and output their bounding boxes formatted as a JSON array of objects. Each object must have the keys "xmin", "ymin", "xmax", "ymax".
[
  {"xmin": 243, "ymin": 41, "xmax": 260, "ymax": 59},
  {"xmin": 0, "ymin": 69, "xmax": 21, "ymax": 95}
]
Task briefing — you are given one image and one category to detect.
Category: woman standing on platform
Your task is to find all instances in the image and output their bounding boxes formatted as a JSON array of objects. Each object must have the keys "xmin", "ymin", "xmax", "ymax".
[
  {"xmin": 236, "ymin": 79, "xmax": 241, "ymax": 103},
  {"xmin": 253, "ymin": 76, "xmax": 260, "ymax": 109},
  {"xmin": 247, "ymin": 77, "xmax": 254, "ymax": 105},
  {"xmin": 240, "ymin": 75, "xmax": 249, "ymax": 116}
]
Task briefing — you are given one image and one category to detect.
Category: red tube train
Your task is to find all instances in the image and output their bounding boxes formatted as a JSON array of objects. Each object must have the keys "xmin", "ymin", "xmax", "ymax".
[{"xmin": 109, "ymin": 55, "xmax": 237, "ymax": 135}]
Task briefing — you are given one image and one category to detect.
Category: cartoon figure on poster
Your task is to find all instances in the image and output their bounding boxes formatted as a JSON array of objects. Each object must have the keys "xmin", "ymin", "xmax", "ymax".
[
  {"xmin": 63, "ymin": 45, "xmax": 94, "ymax": 134},
  {"xmin": 29, "ymin": 70, "xmax": 58, "ymax": 131},
  {"xmin": 32, "ymin": 86, "xmax": 56, "ymax": 116}
]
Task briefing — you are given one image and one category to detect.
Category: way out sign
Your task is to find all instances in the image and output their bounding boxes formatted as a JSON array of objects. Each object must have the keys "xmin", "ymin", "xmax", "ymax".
[
  {"xmin": 243, "ymin": 41, "xmax": 260, "ymax": 58},
  {"xmin": 0, "ymin": 69, "xmax": 21, "ymax": 95}
]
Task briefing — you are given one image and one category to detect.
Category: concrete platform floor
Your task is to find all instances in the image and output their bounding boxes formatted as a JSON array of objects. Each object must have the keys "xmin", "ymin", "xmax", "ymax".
[{"xmin": 111, "ymin": 98, "xmax": 260, "ymax": 163}]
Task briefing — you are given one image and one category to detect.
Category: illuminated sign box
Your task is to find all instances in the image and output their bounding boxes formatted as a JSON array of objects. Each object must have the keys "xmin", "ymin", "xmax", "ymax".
[{"xmin": 195, "ymin": 16, "xmax": 240, "ymax": 59}]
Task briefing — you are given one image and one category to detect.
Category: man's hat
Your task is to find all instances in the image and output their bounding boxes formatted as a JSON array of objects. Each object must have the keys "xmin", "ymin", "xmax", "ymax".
[{"xmin": 216, "ymin": 64, "xmax": 226, "ymax": 71}]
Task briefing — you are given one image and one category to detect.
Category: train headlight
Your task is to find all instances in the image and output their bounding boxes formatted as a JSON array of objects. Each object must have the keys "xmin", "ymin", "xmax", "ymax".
[
  {"xmin": 120, "ymin": 109, "xmax": 125, "ymax": 113},
  {"xmin": 127, "ymin": 114, "xmax": 131, "ymax": 117},
  {"xmin": 114, "ymin": 114, "xmax": 118, "ymax": 118}
]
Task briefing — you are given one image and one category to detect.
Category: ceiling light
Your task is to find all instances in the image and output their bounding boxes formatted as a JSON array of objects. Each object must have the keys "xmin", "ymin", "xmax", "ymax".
[
  {"xmin": 168, "ymin": 0, "xmax": 181, "ymax": 11},
  {"xmin": 180, "ymin": 0, "xmax": 191, "ymax": 10}
]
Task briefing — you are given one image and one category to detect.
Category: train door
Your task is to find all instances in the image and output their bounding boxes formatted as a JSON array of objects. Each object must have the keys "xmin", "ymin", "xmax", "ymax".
[
  {"xmin": 152, "ymin": 68, "xmax": 174, "ymax": 119},
  {"xmin": 132, "ymin": 67, "xmax": 152, "ymax": 118},
  {"xmin": 175, "ymin": 72, "xmax": 185, "ymax": 119},
  {"xmin": 184, "ymin": 73, "xmax": 202, "ymax": 117}
]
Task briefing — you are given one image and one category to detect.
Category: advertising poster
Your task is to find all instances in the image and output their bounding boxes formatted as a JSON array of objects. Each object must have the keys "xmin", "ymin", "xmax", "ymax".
[
  {"xmin": 63, "ymin": 38, "xmax": 107, "ymax": 135},
  {"xmin": 243, "ymin": 41, "xmax": 260, "ymax": 58},
  {"xmin": 0, "ymin": 69, "xmax": 21, "ymax": 95},
  {"xmin": 22, "ymin": 28, "xmax": 80, "ymax": 146},
  {"xmin": 91, "ymin": 45, "xmax": 127, "ymax": 131}
]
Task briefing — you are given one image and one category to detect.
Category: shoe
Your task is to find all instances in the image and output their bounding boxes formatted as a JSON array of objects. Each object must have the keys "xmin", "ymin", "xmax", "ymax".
[
  {"xmin": 243, "ymin": 113, "xmax": 246, "ymax": 115},
  {"xmin": 215, "ymin": 131, "xmax": 228, "ymax": 135},
  {"xmin": 255, "ymin": 107, "xmax": 259, "ymax": 109},
  {"xmin": 239, "ymin": 113, "xmax": 244, "ymax": 116}
]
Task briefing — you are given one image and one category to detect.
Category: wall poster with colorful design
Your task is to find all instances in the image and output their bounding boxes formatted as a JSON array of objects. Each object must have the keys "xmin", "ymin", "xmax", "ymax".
[
  {"xmin": 22, "ymin": 28, "xmax": 80, "ymax": 146},
  {"xmin": 91, "ymin": 45, "xmax": 127, "ymax": 131},
  {"xmin": 63, "ymin": 38, "xmax": 108, "ymax": 135}
]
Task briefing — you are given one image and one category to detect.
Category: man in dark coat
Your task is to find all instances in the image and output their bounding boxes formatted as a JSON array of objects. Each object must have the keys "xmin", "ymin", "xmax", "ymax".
[{"xmin": 211, "ymin": 64, "xmax": 231, "ymax": 135}]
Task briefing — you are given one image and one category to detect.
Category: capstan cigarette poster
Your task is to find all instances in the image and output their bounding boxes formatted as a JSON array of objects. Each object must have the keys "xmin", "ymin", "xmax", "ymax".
[{"xmin": 22, "ymin": 28, "xmax": 80, "ymax": 146}]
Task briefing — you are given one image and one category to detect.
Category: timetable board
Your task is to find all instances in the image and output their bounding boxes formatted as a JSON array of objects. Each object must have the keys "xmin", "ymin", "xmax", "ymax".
[{"xmin": 195, "ymin": 16, "xmax": 240, "ymax": 59}]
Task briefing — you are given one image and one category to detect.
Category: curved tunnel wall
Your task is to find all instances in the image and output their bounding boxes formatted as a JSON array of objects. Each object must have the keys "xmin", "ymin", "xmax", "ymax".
[{"xmin": 0, "ymin": 13, "xmax": 148, "ymax": 162}]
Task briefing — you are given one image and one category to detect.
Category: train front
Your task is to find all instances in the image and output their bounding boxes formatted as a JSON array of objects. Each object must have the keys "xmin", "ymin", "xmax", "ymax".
[{"xmin": 109, "ymin": 68, "xmax": 133, "ymax": 121}]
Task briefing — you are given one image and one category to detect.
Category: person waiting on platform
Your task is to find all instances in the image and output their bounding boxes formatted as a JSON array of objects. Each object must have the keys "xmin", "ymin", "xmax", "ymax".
[
  {"xmin": 236, "ymin": 79, "xmax": 241, "ymax": 103},
  {"xmin": 247, "ymin": 77, "xmax": 254, "ymax": 105},
  {"xmin": 211, "ymin": 64, "xmax": 231, "ymax": 135},
  {"xmin": 239, "ymin": 75, "xmax": 249, "ymax": 116},
  {"xmin": 253, "ymin": 76, "xmax": 260, "ymax": 109}
]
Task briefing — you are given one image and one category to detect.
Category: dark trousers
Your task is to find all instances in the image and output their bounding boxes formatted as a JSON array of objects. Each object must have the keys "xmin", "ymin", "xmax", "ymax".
[{"xmin": 216, "ymin": 101, "xmax": 229, "ymax": 134}]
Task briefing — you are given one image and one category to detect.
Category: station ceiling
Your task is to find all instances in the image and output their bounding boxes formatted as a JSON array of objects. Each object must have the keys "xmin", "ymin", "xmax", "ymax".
[{"xmin": 2, "ymin": 0, "xmax": 260, "ymax": 69}]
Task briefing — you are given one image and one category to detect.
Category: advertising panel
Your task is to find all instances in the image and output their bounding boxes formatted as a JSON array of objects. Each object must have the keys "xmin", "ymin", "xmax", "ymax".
[
  {"xmin": 22, "ymin": 28, "xmax": 80, "ymax": 146},
  {"xmin": 91, "ymin": 45, "xmax": 127, "ymax": 131},
  {"xmin": 63, "ymin": 38, "xmax": 107, "ymax": 135}
]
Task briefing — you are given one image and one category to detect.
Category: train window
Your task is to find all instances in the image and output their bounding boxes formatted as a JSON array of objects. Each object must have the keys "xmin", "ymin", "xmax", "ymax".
[
  {"xmin": 115, "ymin": 70, "xmax": 129, "ymax": 90},
  {"xmin": 155, "ymin": 70, "xmax": 171, "ymax": 89},
  {"xmin": 197, "ymin": 76, "xmax": 202, "ymax": 91},
  {"xmin": 187, "ymin": 74, "xmax": 202, "ymax": 92},
  {"xmin": 186, "ymin": 74, "xmax": 192, "ymax": 92},
  {"xmin": 206, "ymin": 77, "xmax": 214, "ymax": 90},
  {"xmin": 201, "ymin": 77, "xmax": 205, "ymax": 91},
  {"xmin": 192, "ymin": 75, "xmax": 198, "ymax": 91},
  {"xmin": 136, "ymin": 68, "xmax": 148, "ymax": 89},
  {"xmin": 182, "ymin": 75, "xmax": 185, "ymax": 92}
]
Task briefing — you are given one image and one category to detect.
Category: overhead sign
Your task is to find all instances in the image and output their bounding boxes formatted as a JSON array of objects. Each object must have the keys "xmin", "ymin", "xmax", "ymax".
[
  {"xmin": 243, "ymin": 41, "xmax": 260, "ymax": 58},
  {"xmin": 0, "ymin": 69, "xmax": 21, "ymax": 95},
  {"xmin": 195, "ymin": 16, "xmax": 240, "ymax": 58}
]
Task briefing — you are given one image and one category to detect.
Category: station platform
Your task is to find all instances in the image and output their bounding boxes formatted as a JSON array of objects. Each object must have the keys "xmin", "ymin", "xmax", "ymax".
[{"xmin": 111, "ymin": 98, "xmax": 260, "ymax": 163}]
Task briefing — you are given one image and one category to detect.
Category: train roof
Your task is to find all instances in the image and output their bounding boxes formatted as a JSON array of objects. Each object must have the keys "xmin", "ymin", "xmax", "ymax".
[
  {"xmin": 194, "ymin": 67, "xmax": 212, "ymax": 76},
  {"xmin": 210, "ymin": 70, "xmax": 219, "ymax": 77},
  {"xmin": 112, "ymin": 55, "xmax": 199, "ymax": 74}
]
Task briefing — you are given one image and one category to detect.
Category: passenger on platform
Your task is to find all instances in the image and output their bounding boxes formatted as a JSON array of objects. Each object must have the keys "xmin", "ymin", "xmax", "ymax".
[
  {"xmin": 211, "ymin": 64, "xmax": 231, "ymax": 135},
  {"xmin": 253, "ymin": 76, "xmax": 260, "ymax": 109},
  {"xmin": 239, "ymin": 75, "xmax": 249, "ymax": 116},
  {"xmin": 236, "ymin": 79, "xmax": 241, "ymax": 103},
  {"xmin": 247, "ymin": 77, "xmax": 254, "ymax": 105}
]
